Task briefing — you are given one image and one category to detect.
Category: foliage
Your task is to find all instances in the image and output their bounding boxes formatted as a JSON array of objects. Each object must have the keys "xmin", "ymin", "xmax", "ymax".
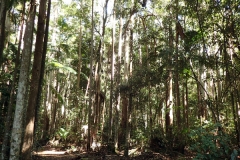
[
  {"xmin": 231, "ymin": 149, "xmax": 239, "ymax": 160},
  {"xmin": 57, "ymin": 128, "xmax": 69, "ymax": 142},
  {"xmin": 184, "ymin": 30, "xmax": 202, "ymax": 52},
  {"xmin": 48, "ymin": 61, "xmax": 77, "ymax": 74},
  {"xmin": 188, "ymin": 122, "xmax": 234, "ymax": 160},
  {"xmin": 131, "ymin": 118, "xmax": 149, "ymax": 147}
]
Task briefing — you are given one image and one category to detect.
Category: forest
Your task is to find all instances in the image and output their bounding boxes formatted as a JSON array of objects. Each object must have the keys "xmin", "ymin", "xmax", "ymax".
[{"xmin": 0, "ymin": 0, "xmax": 240, "ymax": 159}]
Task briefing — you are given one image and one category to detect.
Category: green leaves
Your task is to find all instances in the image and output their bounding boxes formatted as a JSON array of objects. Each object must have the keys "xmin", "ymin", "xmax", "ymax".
[
  {"xmin": 48, "ymin": 61, "xmax": 77, "ymax": 74},
  {"xmin": 184, "ymin": 30, "xmax": 202, "ymax": 52},
  {"xmin": 57, "ymin": 128, "xmax": 69, "ymax": 141},
  {"xmin": 188, "ymin": 122, "xmax": 233, "ymax": 159}
]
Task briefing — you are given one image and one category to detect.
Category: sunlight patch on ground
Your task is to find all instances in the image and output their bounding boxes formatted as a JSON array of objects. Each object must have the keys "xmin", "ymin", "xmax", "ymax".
[{"xmin": 34, "ymin": 150, "xmax": 66, "ymax": 155}]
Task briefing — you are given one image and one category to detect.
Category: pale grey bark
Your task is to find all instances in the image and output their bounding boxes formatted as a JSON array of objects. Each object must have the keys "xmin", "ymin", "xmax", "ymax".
[
  {"xmin": 87, "ymin": 0, "xmax": 94, "ymax": 151},
  {"xmin": 77, "ymin": 21, "xmax": 82, "ymax": 89},
  {"xmin": 1, "ymin": 2, "xmax": 25, "ymax": 159},
  {"xmin": 9, "ymin": 1, "xmax": 36, "ymax": 160},
  {"xmin": 114, "ymin": 12, "xmax": 122, "ymax": 150},
  {"xmin": 109, "ymin": 0, "xmax": 115, "ymax": 144}
]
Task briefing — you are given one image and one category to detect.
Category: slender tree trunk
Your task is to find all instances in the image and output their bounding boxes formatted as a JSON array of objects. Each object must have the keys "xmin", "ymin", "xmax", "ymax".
[
  {"xmin": 125, "ymin": 20, "xmax": 134, "ymax": 155},
  {"xmin": 35, "ymin": 0, "xmax": 51, "ymax": 148},
  {"xmin": 9, "ymin": 1, "xmax": 36, "ymax": 159},
  {"xmin": 231, "ymin": 91, "xmax": 239, "ymax": 146},
  {"xmin": 198, "ymin": 63, "xmax": 206, "ymax": 121},
  {"xmin": 143, "ymin": 18, "xmax": 152, "ymax": 139},
  {"xmin": 92, "ymin": 61, "xmax": 100, "ymax": 150},
  {"xmin": 114, "ymin": 12, "xmax": 122, "ymax": 150},
  {"xmin": 87, "ymin": 0, "xmax": 94, "ymax": 151},
  {"xmin": 0, "ymin": 0, "xmax": 7, "ymax": 65},
  {"xmin": 122, "ymin": 9, "xmax": 132, "ymax": 156},
  {"xmin": 121, "ymin": 31, "xmax": 129, "ymax": 156},
  {"xmin": 77, "ymin": 20, "xmax": 82, "ymax": 89},
  {"xmin": 183, "ymin": 79, "xmax": 189, "ymax": 127},
  {"xmin": 122, "ymin": 93, "xmax": 128, "ymax": 156},
  {"xmin": 236, "ymin": 89, "xmax": 240, "ymax": 146},
  {"xmin": 196, "ymin": 0, "xmax": 208, "ymax": 122},
  {"xmin": 21, "ymin": 0, "xmax": 47, "ymax": 159},
  {"xmin": 109, "ymin": 0, "xmax": 115, "ymax": 145},
  {"xmin": 175, "ymin": 0, "xmax": 181, "ymax": 126},
  {"xmin": 165, "ymin": 24, "xmax": 174, "ymax": 149},
  {"xmin": 166, "ymin": 70, "xmax": 173, "ymax": 133},
  {"xmin": 1, "ymin": 2, "xmax": 25, "ymax": 160},
  {"xmin": 41, "ymin": 0, "xmax": 51, "ymax": 142},
  {"xmin": 50, "ymin": 88, "xmax": 57, "ymax": 135},
  {"xmin": 100, "ymin": 0, "xmax": 108, "ymax": 145},
  {"xmin": 75, "ymin": 3, "xmax": 83, "ymax": 138}
]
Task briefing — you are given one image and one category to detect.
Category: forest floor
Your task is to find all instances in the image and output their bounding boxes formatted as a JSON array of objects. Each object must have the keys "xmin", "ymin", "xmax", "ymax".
[{"xmin": 32, "ymin": 145, "xmax": 194, "ymax": 160}]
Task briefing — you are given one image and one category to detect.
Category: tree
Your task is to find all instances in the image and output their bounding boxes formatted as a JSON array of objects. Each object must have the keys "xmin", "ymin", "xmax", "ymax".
[
  {"xmin": 0, "ymin": 0, "xmax": 7, "ymax": 65},
  {"xmin": 87, "ymin": 0, "xmax": 94, "ymax": 151},
  {"xmin": 10, "ymin": 0, "xmax": 36, "ymax": 159},
  {"xmin": 1, "ymin": 1, "xmax": 26, "ymax": 159},
  {"xmin": 36, "ymin": 0, "xmax": 51, "ymax": 146},
  {"xmin": 21, "ymin": 0, "xmax": 49, "ymax": 159}
]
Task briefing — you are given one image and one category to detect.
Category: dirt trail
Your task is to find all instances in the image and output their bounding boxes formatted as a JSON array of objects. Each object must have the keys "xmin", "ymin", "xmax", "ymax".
[{"xmin": 32, "ymin": 147, "xmax": 192, "ymax": 160}]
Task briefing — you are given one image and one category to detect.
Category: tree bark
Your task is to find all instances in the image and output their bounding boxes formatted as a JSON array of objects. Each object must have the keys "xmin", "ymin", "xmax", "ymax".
[
  {"xmin": 123, "ymin": 11, "xmax": 131, "ymax": 157},
  {"xmin": 77, "ymin": 20, "xmax": 82, "ymax": 89},
  {"xmin": 87, "ymin": 0, "xmax": 94, "ymax": 151},
  {"xmin": 109, "ymin": 0, "xmax": 115, "ymax": 145},
  {"xmin": 9, "ymin": 1, "xmax": 36, "ymax": 160},
  {"xmin": 175, "ymin": 0, "xmax": 181, "ymax": 126},
  {"xmin": 166, "ymin": 70, "xmax": 173, "ymax": 133},
  {"xmin": 21, "ymin": 0, "xmax": 47, "ymax": 159},
  {"xmin": 1, "ymin": 2, "xmax": 25, "ymax": 159},
  {"xmin": 0, "ymin": 0, "xmax": 7, "ymax": 65},
  {"xmin": 35, "ymin": 0, "xmax": 51, "ymax": 147},
  {"xmin": 114, "ymin": 11, "xmax": 122, "ymax": 150},
  {"xmin": 165, "ymin": 24, "xmax": 174, "ymax": 149}
]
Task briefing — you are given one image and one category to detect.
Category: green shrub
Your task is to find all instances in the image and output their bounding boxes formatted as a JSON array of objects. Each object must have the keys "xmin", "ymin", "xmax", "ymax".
[
  {"xmin": 188, "ymin": 122, "xmax": 234, "ymax": 160},
  {"xmin": 57, "ymin": 127, "xmax": 69, "ymax": 141}
]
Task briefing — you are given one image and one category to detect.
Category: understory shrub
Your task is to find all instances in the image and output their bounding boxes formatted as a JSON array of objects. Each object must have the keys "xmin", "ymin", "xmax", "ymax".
[{"xmin": 188, "ymin": 122, "xmax": 235, "ymax": 160}]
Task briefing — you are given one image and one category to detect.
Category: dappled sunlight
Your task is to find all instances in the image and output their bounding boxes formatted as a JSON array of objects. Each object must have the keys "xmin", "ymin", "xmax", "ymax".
[{"xmin": 34, "ymin": 150, "xmax": 66, "ymax": 155}]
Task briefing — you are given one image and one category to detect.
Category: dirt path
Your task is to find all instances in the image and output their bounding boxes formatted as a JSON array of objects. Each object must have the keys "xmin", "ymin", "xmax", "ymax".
[
  {"xmin": 32, "ymin": 147, "xmax": 192, "ymax": 160},
  {"xmin": 33, "ymin": 152, "xmax": 166, "ymax": 160}
]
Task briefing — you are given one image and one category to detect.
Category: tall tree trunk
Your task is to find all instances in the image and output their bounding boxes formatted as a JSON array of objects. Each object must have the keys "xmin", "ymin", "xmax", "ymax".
[
  {"xmin": 175, "ymin": 0, "xmax": 181, "ymax": 126},
  {"xmin": 35, "ymin": 0, "xmax": 51, "ymax": 147},
  {"xmin": 141, "ymin": 17, "xmax": 152, "ymax": 139},
  {"xmin": 126, "ymin": 17, "xmax": 134, "ymax": 155},
  {"xmin": 165, "ymin": 24, "xmax": 174, "ymax": 149},
  {"xmin": 231, "ymin": 91, "xmax": 239, "ymax": 146},
  {"xmin": 235, "ymin": 89, "xmax": 240, "ymax": 146},
  {"xmin": 87, "ymin": 0, "xmax": 94, "ymax": 151},
  {"xmin": 0, "ymin": 0, "xmax": 7, "ymax": 65},
  {"xmin": 1, "ymin": 2, "xmax": 25, "ymax": 160},
  {"xmin": 21, "ymin": 0, "xmax": 47, "ymax": 159},
  {"xmin": 183, "ymin": 79, "xmax": 189, "ymax": 127},
  {"xmin": 196, "ymin": 0, "xmax": 208, "ymax": 122},
  {"xmin": 77, "ymin": 20, "xmax": 82, "ymax": 89},
  {"xmin": 9, "ymin": 1, "xmax": 36, "ymax": 159},
  {"xmin": 114, "ymin": 11, "xmax": 122, "ymax": 150},
  {"xmin": 122, "ymin": 93, "xmax": 128, "ymax": 156},
  {"xmin": 122, "ymin": 12, "xmax": 131, "ymax": 157},
  {"xmin": 198, "ymin": 61, "xmax": 206, "ymax": 121},
  {"xmin": 109, "ymin": 0, "xmax": 115, "ymax": 145},
  {"xmin": 75, "ymin": 14, "xmax": 83, "ymax": 137},
  {"xmin": 166, "ymin": 70, "xmax": 173, "ymax": 133}
]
